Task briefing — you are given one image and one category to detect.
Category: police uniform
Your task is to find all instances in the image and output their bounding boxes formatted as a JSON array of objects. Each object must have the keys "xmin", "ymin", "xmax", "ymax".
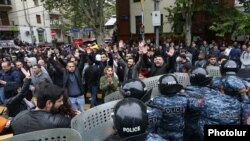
[
  {"xmin": 119, "ymin": 79, "xmax": 164, "ymax": 134},
  {"xmin": 184, "ymin": 85, "xmax": 218, "ymax": 141},
  {"xmin": 147, "ymin": 105, "xmax": 162, "ymax": 133},
  {"xmin": 105, "ymin": 98, "xmax": 166, "ymax": 141},
  {"xmin": 150, "ymin": 74, "xmax": 202, "ymax": 141},
  {"xmin": 152, "ymin": 94, "xmax": 187, "ymax": 141},
  {"xmin": 186, "ymin": 75, "xmax": 250, "ymax": 141},
  {"xmin": 105, "ymin": 132, "xmax": 167, "ymax": 141}
]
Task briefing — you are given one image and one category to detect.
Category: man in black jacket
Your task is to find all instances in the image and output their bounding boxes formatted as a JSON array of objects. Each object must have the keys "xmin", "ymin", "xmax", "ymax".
[
  {"xmin": 143, "ymin": 55, "xmax": 170, "ymax": 76},
  {"xmin": 48, "ymin": 52, "xmax": 85, "ymax": 112},
  {"xmin": 5, "ymin": 72, "xmax": 32, "ymax": 117},
  {"xmin": 0, "ymin": 61, "xmax": 22, "ymax": 104},
  {"xmin": 11, "ymin": 83, "xmax": 71, "ymax": 135}
]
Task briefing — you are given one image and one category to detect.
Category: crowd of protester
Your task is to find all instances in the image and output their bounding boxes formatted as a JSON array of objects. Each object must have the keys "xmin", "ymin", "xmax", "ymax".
[{"xmin": 0, "ymin": 37, "xmax": 250, "ymax": 140}]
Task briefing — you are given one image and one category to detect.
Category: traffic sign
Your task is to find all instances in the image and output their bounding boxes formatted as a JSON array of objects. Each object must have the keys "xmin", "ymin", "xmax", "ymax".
[
  {"xmin": 70, "ymin": 28, "xmax": 80, "ymax": 33},
  {"xmin": 51, "ymin": 31, "xmax": 56, "ymax": 36},
  {"xmin": 83, "ymin": 27, "xmax": 93, "ymax": 32}
]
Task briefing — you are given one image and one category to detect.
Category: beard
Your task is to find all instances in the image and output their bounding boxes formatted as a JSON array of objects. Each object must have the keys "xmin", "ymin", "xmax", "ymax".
[{"xmin": 50, "ymin": 105, "xmax": 60, "ymax": 114}]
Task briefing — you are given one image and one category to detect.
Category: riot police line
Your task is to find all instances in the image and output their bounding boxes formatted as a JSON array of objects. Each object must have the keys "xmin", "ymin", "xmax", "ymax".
[{"xmin": 104, "ymin": 59, "xmax": 250, "ymax": 141}]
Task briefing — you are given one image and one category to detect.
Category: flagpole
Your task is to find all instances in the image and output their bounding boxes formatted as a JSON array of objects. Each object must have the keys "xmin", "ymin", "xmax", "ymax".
[
  {"xmin": 141, "ymin": 0, "xmax": 145, "ymax": 42},
  {"xmin": 141, "ymin": 10, "xmax": 144, "ymax": 42}
]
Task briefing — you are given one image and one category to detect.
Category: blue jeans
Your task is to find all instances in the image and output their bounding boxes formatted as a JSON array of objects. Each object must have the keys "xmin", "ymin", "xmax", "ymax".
[
  {"xmin": 69, "ymin": 95, "xmax": 85, "ymax": 112},
  {"xmin": 89, "ymin": 86, "xmax": 98, "ymax": 107},
  {"xmin": 0, "ymin": 87, "xmax": 5, "ymax": 104}
]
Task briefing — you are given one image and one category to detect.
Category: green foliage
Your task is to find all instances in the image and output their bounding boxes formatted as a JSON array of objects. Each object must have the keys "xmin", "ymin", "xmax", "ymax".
[
  {"xmin": 165, "ymin": 0, "xmax": 222, "ymax": 35},
  {"xmin": 41, "ymin": 0, "xmax": 116, "ymax": 39},
  {"xmin": 238, "ymin": 0, "xmax": 250, "ymax": 12},
  {"xmin": 104, "ymin": 0, "xmax": 116, "ymax": 18},
  {"xmin": 210, "ymin": 9, "xmax": 250, "ymax": 37},
  {"xmin": 165, "ymin": 0, "xmax": 248, "ymax": 40}
]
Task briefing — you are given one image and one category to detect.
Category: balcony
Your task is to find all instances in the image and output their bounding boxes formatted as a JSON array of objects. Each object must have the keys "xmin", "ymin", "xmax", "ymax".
[
  {"xmin": 0, "ymin": 0, "xmax": 12, "ymax": 10},
  {"xmin": 49, "ymin": 9, "xmax": 61, "ymax": 16},
  {"xmin": 50, "ymin": 23, "xmax": 61, "ymax": 29},
  {"xmin": 50, "ymin": 19, "xmax": 62, "ymax": 29}
]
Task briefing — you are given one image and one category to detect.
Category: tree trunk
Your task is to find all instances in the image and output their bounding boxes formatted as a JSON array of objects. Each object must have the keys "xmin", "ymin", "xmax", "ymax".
[
  {"xmin": 185, "ymin": 0, "xmax": 192, "ymax": 46},
  {"xmin": 94, "ymin": 29, "xmax": 104, "ymax": 45},
  {"xmin": 185, "ymin": 19, "xmax": 192, "ymax": 46},
  {"xmin": 97, "ymin": 0, "xmax": 104, "ymax": 45}
]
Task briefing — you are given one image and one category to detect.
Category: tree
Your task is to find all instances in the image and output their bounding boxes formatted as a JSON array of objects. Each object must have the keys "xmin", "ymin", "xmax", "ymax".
[
  {"xmin": 42, "ymin": 0, "xmax": 116, "ymax": 44},
  {"xmin": 238, "ymin": 0, "xmax": 250, "ymax": 12},
  {"xmin": 210, "ymin": 8, "xmax": 250, "ymax": 38},
  {"xmin": 165, "ymin": 0, "xmax": 193, "ymax": 46},
  {"xmin": 165, "ymin": 0, "xmax": 228, "ymax": 45}
]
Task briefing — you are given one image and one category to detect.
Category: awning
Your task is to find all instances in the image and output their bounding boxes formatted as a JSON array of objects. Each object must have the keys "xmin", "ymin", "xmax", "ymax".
[{"xmin": 105, "ymin": 17, "xmax": 116, "ymax": 26}]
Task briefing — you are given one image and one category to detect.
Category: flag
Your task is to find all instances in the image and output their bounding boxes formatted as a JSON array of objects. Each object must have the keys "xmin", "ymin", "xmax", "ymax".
[{"xmin": 140, "ymin": 0, "xmax": 145, "ymax": 11}]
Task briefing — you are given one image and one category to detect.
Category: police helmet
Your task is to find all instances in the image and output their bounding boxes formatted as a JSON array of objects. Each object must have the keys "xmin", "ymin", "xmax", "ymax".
[
  {"xmin": 222, "ymin": 76, "xmax": 246, "ymax": 96},
  {"xmin": 210, "ymin": 77, "xmax": 222, "ymax": 91},
  {"xmin": 120, "ymin": 79, "xmax": 147, "ymax": 101},
  {"xmin": 220, "ymin": 60, "xmax": 238, "ymax": 75},
  {"xmin": 113, "ymin": 98, "xmax": 148, "ymax": 136},
  {"xmin": 158, "ymin": 74, "xmax": 183, "ymax": 95},
  {"xmin": 190, "ymin": 67, "xmax": 212, "ymax": 86}
]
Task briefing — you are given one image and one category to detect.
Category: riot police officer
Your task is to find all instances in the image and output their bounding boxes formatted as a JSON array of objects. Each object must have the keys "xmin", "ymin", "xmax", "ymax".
[
  {"xmin": 105, "ymin": 98, "xmax": 166, "ymax": 141},
  {"xmin": 220, "ymin": 59, "xmax": 239, "ymax": 76},
  {"xmin": 119, "ymin": 79, "xmax": 161, "ymax": 133},
  {"xmin": 218, "ymin": 59, "xmax": 249, "ymax": 101},
  {"xmin": 120, "ymin": 79, "xmax": 150, "ymax": 102},
  {"xmin": 184, "ymin": 67, "xmax": 219, "ymax": 141},
  {"xmin": 186, "ymin": 70, "xmax": 250, "ymax": 141},
  {"xmin": 150, "ymin": 74, "xmax": 200, "ymax": 141},
  {"xmin": 211, "ymin": 59, "xmax": 239, "ymax": 90}
]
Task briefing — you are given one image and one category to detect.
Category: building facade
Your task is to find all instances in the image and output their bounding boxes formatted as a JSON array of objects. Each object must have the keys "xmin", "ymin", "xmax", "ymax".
[
  {"xmin": 116, "ymin": 0, "xmax": 175, "ymax": 42},
  {"xmin": 0, "ymin": 0, "xmax": 18, "ymax": 47},
  {"xmin": 116, "ymin": 0, "xmax": 235, "ymax": 43},
  {"xmin": 0, "ymin": 0, "xmax": 66, "ymax": 47},
  {"xmin": 10, "ymin": 0, "xmax": 52, "ymax": 45}
]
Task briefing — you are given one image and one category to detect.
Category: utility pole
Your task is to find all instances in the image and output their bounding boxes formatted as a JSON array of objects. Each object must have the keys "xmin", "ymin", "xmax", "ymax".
[
  {"xmin": 141, "ymin": 8, "xmax": 145, "ymax": 42},
  {"xmin": 22, "ymin": 0, "xmax": 34, "ymax": 48},
  {"xmin": 154, "ymin": 0, "xmax": 160, "ymax": 47},
  {"xmin": 43, "ymin": 5, "xmax": 47, "ymax": 42}
]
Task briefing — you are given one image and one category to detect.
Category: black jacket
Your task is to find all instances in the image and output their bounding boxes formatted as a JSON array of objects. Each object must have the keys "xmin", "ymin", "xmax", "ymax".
[
  {"xmin": 49, "ymin": 54, "xmax": 86, "ymax": 95},
  {"xmin": 0, "ymin": 68, "xmax": 22, "ymax": 98},
  {"xmin": 143, "ymin": 55, "xmax": 170, "ymax": 76},
  {"xmin": 11, "ymin": 110, "xmax": 71, "ymax": 135},
  {"xmin": 5, "ymin": 78, "xmax": 32, "ymax": 117}
]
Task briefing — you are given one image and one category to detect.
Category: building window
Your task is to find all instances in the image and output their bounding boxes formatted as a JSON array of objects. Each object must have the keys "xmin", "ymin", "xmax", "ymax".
[
  {"xmin": 38, "ymin": 32, "xmax": 44, "ymax": 42},
  {"xmin": 134, "ymin": 0, "xmax": 140, "ymax": 2},
  {"xmin": 0, "ymin": 0, "xmax": 11, "ymax": 5},
  {"xmin": 0, "ymin": 11, "xmax": 9, "ymax": 25},
  {"xmin": 154, "ymin": 14, "xmax": 163, "ymax": 33},
  {"xmin": 36, "ymin": 15, "xmax": 41, "ymax": 24},
  {"xmin": 135, "ymin": 16, "xmax": 142, "ymax": 34},
  {"xmin": 33, "ymin": 0, "xmax": 39, "ymax": 6}
]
